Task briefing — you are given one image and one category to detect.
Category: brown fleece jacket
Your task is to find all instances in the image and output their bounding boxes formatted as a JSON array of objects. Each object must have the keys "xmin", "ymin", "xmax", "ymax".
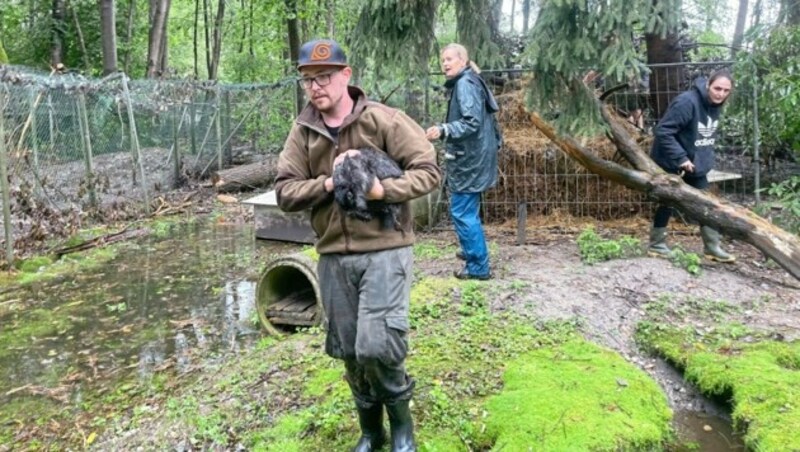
[{"xmin": 275, "ymin": 86, "xmax": 442, "ymax": 254}]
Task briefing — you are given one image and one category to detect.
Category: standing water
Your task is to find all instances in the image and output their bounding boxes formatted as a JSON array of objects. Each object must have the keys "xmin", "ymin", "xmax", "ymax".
[{"xmin": 0, "ymin": 221, "xmax": 297, "ymax": 445}]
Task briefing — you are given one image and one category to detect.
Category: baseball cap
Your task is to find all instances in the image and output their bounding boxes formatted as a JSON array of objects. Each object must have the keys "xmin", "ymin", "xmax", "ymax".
[{"xmin": 297, "ymin": 39, "xmax": 348, "ymax": 69}]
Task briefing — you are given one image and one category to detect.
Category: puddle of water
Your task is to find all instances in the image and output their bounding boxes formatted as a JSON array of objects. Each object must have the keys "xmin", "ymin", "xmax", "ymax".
[
  {"xmin": 0, "ymin": 222, "xmax": 296, "ymax": 432},
  {"xmin": 672, "ymin": 410, "xmax": 746, "ymax": 451}
]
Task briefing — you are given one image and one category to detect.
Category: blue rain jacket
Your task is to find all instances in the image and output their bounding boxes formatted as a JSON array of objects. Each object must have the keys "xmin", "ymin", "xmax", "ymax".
[{"xmin": 441, "ymin": 67, "xmax": 501, "ymax": 193}]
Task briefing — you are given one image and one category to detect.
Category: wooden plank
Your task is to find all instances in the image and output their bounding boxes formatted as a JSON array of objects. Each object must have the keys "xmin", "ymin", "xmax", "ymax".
[
  {"xmin": 268, "ymin": 316, "xmax": 317, "ymax": 326},
  {"xmin": 267, "ymin": 289, "xmax": 314, "ymax": 312},
  {"xmin": 267, "ymin": 300, "xmax": 315, "ymax": 316},
  {"xmin": 707, "ymin": 169, "xmax": 742, "ymax": 183}
]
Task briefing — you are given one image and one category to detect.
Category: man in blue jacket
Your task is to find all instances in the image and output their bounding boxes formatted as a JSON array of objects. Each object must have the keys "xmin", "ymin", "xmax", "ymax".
[
  {"xmin": 649, "ymin": 69, "xmax": 735, "ymax": 262},
  {"xmin": 426, "ymin": 43, "xmax": 501, "ymax": 280}
]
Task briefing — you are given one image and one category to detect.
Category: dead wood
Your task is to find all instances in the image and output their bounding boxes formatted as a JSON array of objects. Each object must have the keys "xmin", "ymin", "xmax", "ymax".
[
  {"xmin": 211, "ymin": 155, "xmax": 278, "ymax": 192},
  {"xmin": 529, "ymin": 110, "xmax": 800, "ymax": 281},
  {"xmin": 51, "ymin": 227, "xmax": 149, "ymax": 258}
]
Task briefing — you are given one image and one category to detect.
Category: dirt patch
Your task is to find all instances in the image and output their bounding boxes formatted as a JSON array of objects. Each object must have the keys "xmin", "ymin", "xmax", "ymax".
[{"xmin": 417, "ymin": 226, "xmax": 800, "ymax": 415}]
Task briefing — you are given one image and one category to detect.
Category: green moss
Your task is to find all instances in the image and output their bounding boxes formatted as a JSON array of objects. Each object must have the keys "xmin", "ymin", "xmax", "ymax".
[
  {"xmin": 16, "ymin": 256, "xmax": 55, "ymax": 273},
  {"xmin": 303, "ymin": 365, "xmax": 345, "ymax": 398},
  {"xmin": 300, "ymin": 246, "xmax": 319, "ymax": 262},
  {"xmin": 482, "ymin": 339, "xmax": 672, "ymax": 451},
  {"xmin": 247, "ymin": 413, "xmax": 309, "ymax": 451},
  {"xmin": 637, "ymin": 325, "xmax": 800, "ymax": 450},
  {"xmin": 0, "ymin": 308, "xmax": 73, "ymax": 355}
]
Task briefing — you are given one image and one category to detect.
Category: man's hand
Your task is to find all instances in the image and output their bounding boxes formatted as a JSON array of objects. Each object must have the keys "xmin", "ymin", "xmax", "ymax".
[
  {"xmin": 425, "ymin": 125, "xmax": 441, "ymax": 141},
  {"xmin": 325, "ymin": 149, "xmax": 363, "ymax": 193},
  {"xmin": 366, "ymin": 177, "xmax": 385, "ymax": 200},
  {"xmin": 679, "ymin": 160, "xmax": 695, "ymax": 173},
  {"xmin": 333, "ymin": 149, "xmax": 361, "ymax": 167}
]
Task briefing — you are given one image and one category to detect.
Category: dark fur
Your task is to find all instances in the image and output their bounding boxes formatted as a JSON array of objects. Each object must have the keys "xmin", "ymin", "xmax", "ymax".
[{"xmin": 333, "ymin": 148, "xmax": 403, "ymax": 230}]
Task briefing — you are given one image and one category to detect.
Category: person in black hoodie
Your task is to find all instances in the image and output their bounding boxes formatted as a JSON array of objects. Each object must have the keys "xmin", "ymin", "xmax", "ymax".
[{"xmin": 648, "ymin": 69, "xmax": 735, "ymax": 262}]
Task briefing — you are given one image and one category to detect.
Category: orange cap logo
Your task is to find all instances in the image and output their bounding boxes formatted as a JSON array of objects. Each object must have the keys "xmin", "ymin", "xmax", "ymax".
[{"xmin": 310, "ymin": 43, "xmax": 332, "ymax": 61}]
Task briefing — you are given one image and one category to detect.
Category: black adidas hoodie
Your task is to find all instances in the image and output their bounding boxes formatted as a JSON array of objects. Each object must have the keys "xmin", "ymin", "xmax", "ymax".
[{"xmin": 650, "ymin": 77, "xmax": 724, "ymax": 177}]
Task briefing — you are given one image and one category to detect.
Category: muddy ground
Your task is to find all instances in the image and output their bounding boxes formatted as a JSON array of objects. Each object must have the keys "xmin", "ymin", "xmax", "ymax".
[{"xmin": 417, "ymin": 225, "xmax": 799, "ymax": 416}]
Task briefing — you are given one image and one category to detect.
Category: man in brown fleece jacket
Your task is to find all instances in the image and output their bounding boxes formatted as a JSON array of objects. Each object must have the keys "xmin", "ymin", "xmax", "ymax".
[{"xmin": 274, "ymin": 39, "xmax": 441, "ymax": 452}]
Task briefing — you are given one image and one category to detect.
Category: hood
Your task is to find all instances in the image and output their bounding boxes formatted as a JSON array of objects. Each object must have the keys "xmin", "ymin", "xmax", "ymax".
[
  {"xmin": 443, "ymin": 67, "xmax": 500, "ymax": 114},
  {"xmin": 692, "ymin": 77, "xmax": 712, "ymax": 107}
]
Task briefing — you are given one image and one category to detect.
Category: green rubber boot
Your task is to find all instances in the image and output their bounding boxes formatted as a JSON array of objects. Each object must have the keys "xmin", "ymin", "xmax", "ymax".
[
  {"xmin": 648, "ymin": 227, "xmax": 671, "ymax": 257},
  {"xmin": 700, "ymin": 226, "xmax": 736, "ymax": 263}
]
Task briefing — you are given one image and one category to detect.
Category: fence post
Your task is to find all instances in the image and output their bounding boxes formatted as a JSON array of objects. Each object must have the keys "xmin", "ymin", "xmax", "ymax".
[
  {"xmin": 516, "ymin": 202, "xmax": 527, "ymax": 245},
  {"xmin": 224, "ymin": 90, "xmax": 232, "ymax": 165},
  {"xmin": 215, "ymin": 87, "xmax": 223, "ymax": 172},
  {"xmin": 120, "ymin": 74, "xmax": 151, "ymax": 214},
  {"xmin": 77, "ymin": 93, "xmax": 97, "ymax": 207},
  {"xmin": 0, "ymin": 91, "xmax": 14, "ymax": 266},
  {"xmin": 173, "ymin": 107, "xmax": 181, "ymax": 188},
  {"xmin": 29, "ymin": 89, "xmax": 41, "ymax": 193},
  {"xmin": 190, "ymin": 91, "xmax": 197, "ymax": 158},
  {"xmin": 47, "ymin": 94, "xmax": 55, "ymax": 152},
  {"xmin": 752, "ymin": 64, "xmax": 761, "ymax": 206}
]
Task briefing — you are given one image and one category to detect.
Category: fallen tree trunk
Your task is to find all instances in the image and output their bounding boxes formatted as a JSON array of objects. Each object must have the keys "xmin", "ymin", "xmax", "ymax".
[
  {"xmin": 530, "ymin": 109, "xmax": 800, "ymax": 281},
  {"xmin": 212, "ymin": 155, "xmax": 278, "ymax": 192}
]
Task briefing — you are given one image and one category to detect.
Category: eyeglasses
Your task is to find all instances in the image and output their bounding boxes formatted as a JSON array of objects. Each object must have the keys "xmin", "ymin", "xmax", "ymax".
[{"xmin": 299, "ymin": 70, "xmax": 339, "ymax": 88}]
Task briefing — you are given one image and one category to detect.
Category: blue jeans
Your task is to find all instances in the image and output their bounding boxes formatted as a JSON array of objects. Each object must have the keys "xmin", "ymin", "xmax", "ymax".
[{"xmin": 450, "ymin": 192, "xmax": 490, "ymax": 276}]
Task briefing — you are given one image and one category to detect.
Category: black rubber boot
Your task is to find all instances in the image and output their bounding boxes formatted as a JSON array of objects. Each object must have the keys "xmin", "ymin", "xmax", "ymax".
[
  {"xmin": 385, "ymin": 400, "xmax": 415, "ymax": 452},
  {"xmin": 353, "ymin": 403, "xmax": 387, "ymax": 452}
]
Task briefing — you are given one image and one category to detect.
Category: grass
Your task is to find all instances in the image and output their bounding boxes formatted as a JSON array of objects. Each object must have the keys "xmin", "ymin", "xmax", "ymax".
[
  {"xmin": 577, "ymin": 227, "xmax": 642, "ymax": 264},
  {"xmin": 119, "ymin": 275, "xmax": 674, "ymax": 451},
  {"xmin": 636, "ymin": 295, "xmax": 800, "ymax": 450}
]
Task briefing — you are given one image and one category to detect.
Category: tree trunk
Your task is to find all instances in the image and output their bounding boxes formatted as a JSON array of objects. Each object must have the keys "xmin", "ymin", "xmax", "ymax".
[
  {"xmin": 522, "ymin": 0, "xmax": 531, "ymax": 34},
  {"xmin": 99, "ymin": 0, "xmax": 118, "ymax": 75},
  {"xmin": 212, "ymin": 156, "xmax": 278, "ymax": 192},
  {"xmin": 146, "ymin": 0, "xmax": 170, "ymax": 78},
  {"xmin": 489, "ymin": 0, "xmax": 503, "ymax": 39},
  {"xmin": 645, "ymin": 30, "xmax": 684, "ymax": 120},
  {"xmin": 529, "ymin": 100, "xmax": 800, "ymax": 281},
  {"xmin": 781, "ymin": 0, "xmax": 800, "ymax": 24},
  {"xmin": 731, "ymin": 0, "xmax": 749, "ymax": 58},
  {"xmin": 203, "ymin": 0, "xmax": 212, "ymax": 78},
  {"xmin": 193, "ymin": 0, "xmax": 199, "ymax": 78},
  {"xmin": 208, "ymin": 0, "xmax": 225, "ymax": 80},
  {"xmin": 286, "ymin": 0, "xmax": 303, "ymax": 114},
  {"xmin": 159, "ymin": 1, "xmax": 170, "ymax": 75},
  {"xmin": 326, "ymin": 0, "xmax": 335, "ymax": 36},
  {"xmin": 510, "ymin": 0, "xmax": 516, "ymax": 32},
  {"xmin": 51, "ymin": 0, "xmax": 66, "ymax": 67},
  {"xmin": 238, "ymin": 0, "xmax": 246, "ymax": 54},
  {"xmin": 123, "ymin": 0, "xmax": 135, "ymax": 74},
  {"xmin": 68, "ymin": 0, "xmax": 90, "ymax": 71}
]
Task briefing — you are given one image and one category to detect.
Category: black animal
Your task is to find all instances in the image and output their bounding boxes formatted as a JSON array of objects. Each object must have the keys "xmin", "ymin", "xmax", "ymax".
[{"xmin": 333, "ymin": 148, "xmax": 404, "ymax": 230}]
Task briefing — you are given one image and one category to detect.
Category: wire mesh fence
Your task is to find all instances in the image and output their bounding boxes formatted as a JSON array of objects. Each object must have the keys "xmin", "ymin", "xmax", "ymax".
[
  {"xmin": 0, "ymin": 61, "xmax": 785, "ymax": 265},
  {"xmin": 416, "ymin": 62, "xmax": 765, "ymax": 231},
  {"xmin": 0, "ymin": 65, "xmax": 297, "ymax": 265}
]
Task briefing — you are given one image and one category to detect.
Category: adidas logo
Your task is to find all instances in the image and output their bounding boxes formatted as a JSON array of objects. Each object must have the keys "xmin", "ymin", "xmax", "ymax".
[{"xmin": 698, "ymin": 116, "xmax": 718, "ymax": 138}]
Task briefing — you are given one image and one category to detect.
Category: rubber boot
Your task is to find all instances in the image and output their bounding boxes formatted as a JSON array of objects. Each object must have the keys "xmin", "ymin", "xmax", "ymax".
[
  {"xmin": 385, "ymin": 400, "xmax": 415, "ymax": 452},
  {"xmin": 648, "ymin": 226, "xmax": 671, "ymax": 257},
  {"xmin": 353, "ymin": 403, "xmax": 387, "ymax": 452},
  {"xmin": 700, "ymin": 225, "xmax": 736, "ymax": 263}
]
